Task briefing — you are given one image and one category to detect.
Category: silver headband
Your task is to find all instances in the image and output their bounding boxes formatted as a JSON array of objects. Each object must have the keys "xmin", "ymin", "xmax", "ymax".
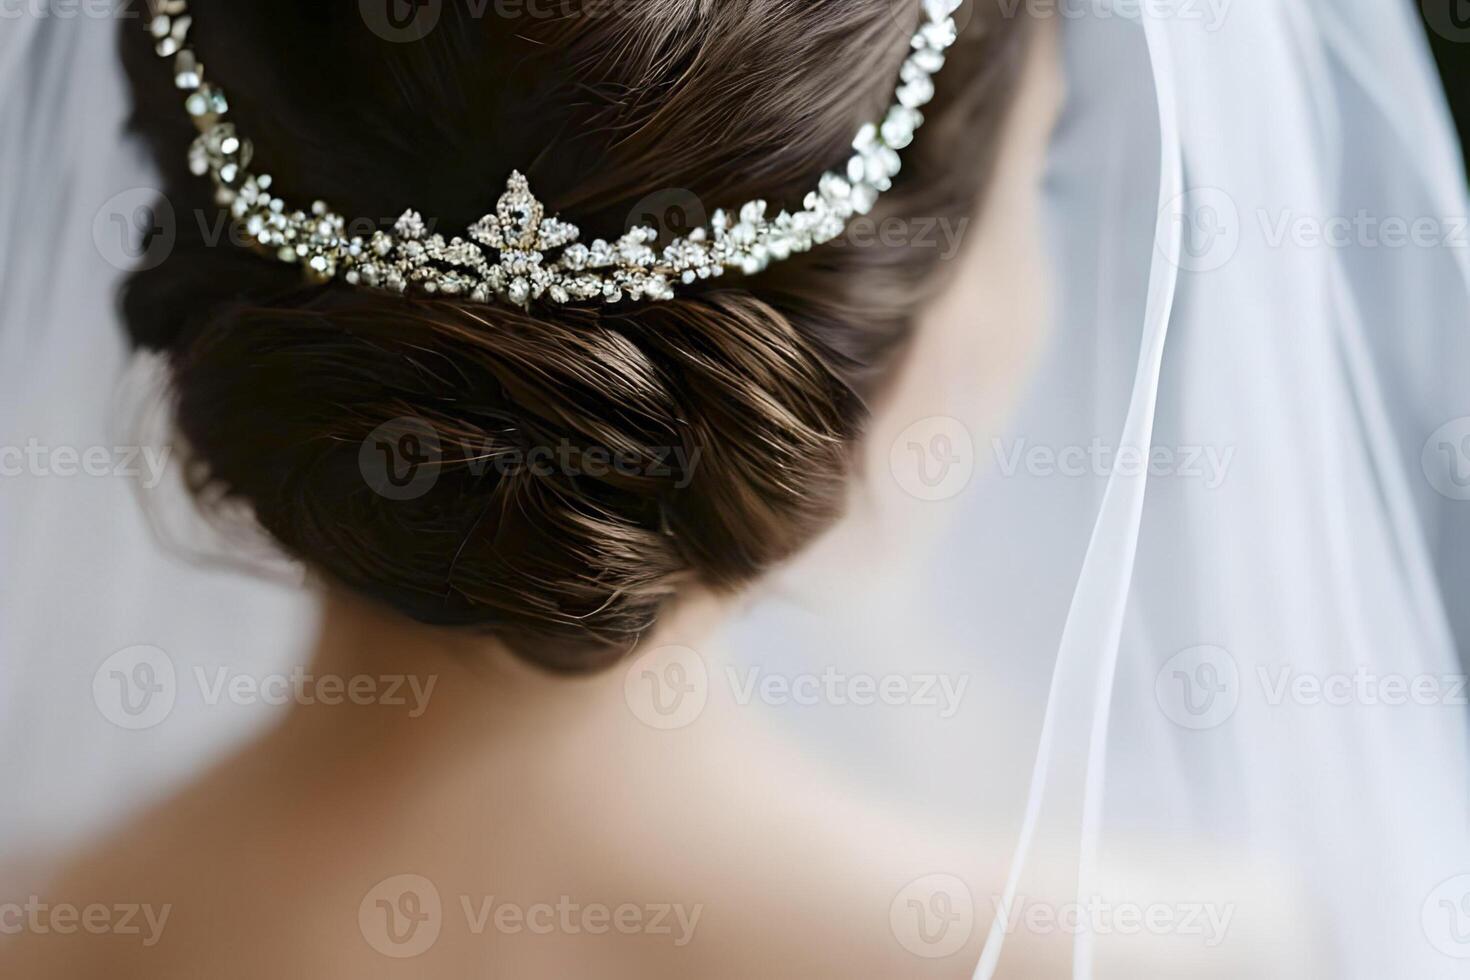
[{"xmin": 148, "ymin": 0, "xmax": 962, "ymax": 308}]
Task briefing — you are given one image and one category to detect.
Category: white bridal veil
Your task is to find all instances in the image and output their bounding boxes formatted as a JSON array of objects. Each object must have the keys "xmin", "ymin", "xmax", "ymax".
[
  {"xmin": 972, "ymin": 0, "xmax": 1470, "ymax": 974},
  {"xmin": 0, "ymin": 3, "xmax": 314, "ymax": 857},
  {"xmin": 3, "ymin": 1, "xmax": 1470, "ymax": 977},
  {"xmin": 731, "ymin": 0, "xmax": 1470, "ymax": 975}
]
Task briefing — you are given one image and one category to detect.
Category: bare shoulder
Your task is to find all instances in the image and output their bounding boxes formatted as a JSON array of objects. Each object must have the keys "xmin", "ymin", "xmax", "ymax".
[
  {"xmin": 0, "ymin": 706, "xmax": 1017, "ymax": 979},
  {"xmin": 0, "ymin": 721, "xmax": 400, "ymax": 979}
]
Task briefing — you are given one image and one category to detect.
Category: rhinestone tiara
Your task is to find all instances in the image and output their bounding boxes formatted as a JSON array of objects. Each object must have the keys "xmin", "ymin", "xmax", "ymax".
[{"xmin": 147, "ymin": 0, "xmax": 963, "ymax": 308}]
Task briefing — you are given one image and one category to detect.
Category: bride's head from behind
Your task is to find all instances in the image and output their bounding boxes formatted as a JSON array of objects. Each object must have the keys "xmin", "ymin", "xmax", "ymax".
[{"xmin": 120, "ymin": 0, "xmax": 1024, "ymax": 670}]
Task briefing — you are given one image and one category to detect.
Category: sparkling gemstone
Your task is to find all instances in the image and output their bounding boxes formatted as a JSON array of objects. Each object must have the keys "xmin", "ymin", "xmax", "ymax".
[
  {"xmin": 911, "ymin": 48, "xmax": 946, "ymax": 73},
  {"xmin": 184, "ymin": 84, "xmax": 227, "ymax": 117},
  {"xmin": 924, "ymin": 0, "xmax": 961, "ymax": 22},
  {"xmin": 153, "ymin": 0, "xmax": 955, "ymax": 307},
  {"xmin": 174, "ymin": 51, "xmax": 202, "ymax": 90},
  {"xmin": 881, "ymin": 106, "xmax": 922, "ymax": 148},
  {"xmin": 187, "ymin": 142, "xmax": 209, "ymax": 177},
  {"xmin": 920, "ymin": 19, "xmax": 957, "ymax": 49},
  {"xmin": 898, "ymin": 77, "xmax": 935, "ymax": 108}
]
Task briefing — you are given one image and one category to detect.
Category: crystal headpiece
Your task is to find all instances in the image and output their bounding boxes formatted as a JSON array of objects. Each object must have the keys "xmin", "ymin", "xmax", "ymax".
[{"xmin": 148, "ymin": 0, "xmax": 963, "ymax": 308}]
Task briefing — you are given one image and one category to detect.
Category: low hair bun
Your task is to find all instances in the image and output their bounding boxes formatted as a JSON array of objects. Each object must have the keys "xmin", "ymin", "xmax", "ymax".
[
  {"xmin": 139, "ymin": 268, "xmax": 859, "ymax": 669},
  {"xmin": 117, "ymin": 0, "xmax": 1025, "ymax": 669}
]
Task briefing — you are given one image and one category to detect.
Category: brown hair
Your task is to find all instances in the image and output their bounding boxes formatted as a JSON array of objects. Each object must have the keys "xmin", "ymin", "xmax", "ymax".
[{"xmin": 119, "ymin": 0, "xmax": 1026, "ymax": 671}]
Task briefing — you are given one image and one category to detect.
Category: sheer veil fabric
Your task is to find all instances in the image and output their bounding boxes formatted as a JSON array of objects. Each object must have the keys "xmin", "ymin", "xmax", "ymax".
[
  {"xmin": 730, "ymin": 0, "xmax": 1470, "ymax": 975},
  {"xmin": 3, "ymin": 2, "xmax": 1470, "ymax": 978},
  {"xmin": 967, "ymin": 0, "xmax": 1470, "ymax": 974},
  {"xmin": 0, "ymin": 7, "xmax": 314, "ymax": 865}
]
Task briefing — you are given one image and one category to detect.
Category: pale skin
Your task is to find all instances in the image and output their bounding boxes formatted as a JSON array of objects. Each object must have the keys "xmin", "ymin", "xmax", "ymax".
[{"xmin": 0, "ymin": 23, "xmax": 1309, "ymax": 978}]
